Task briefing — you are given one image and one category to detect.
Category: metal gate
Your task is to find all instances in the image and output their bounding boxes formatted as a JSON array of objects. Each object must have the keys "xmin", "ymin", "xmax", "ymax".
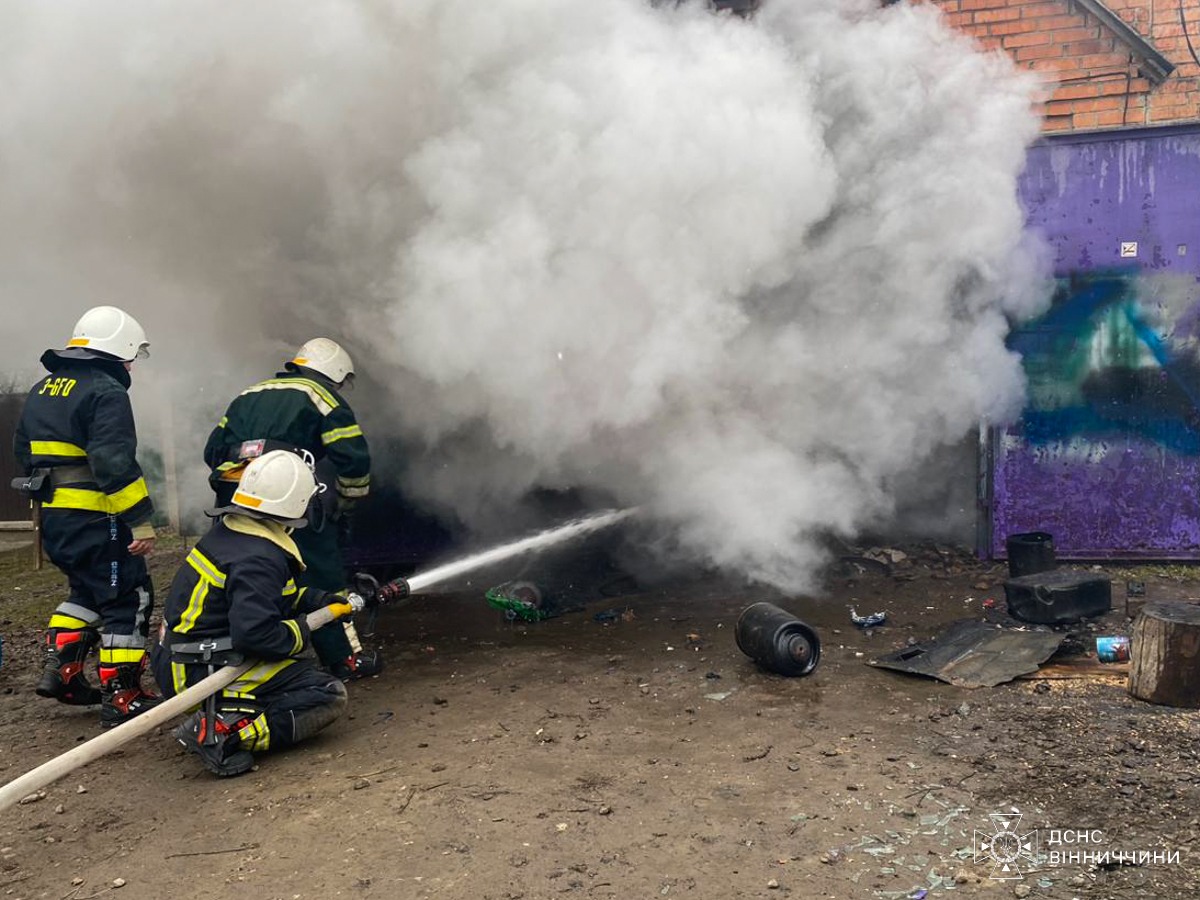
[{"xmin": 990, "ymin": 124, "xmax": 1200, "ymax": 559}]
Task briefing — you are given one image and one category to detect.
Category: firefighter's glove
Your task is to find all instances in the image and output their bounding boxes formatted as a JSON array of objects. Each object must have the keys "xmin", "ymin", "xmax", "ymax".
[{"xmin": 327, "ymin": 593, "xmax": 367, "ymax": 621}]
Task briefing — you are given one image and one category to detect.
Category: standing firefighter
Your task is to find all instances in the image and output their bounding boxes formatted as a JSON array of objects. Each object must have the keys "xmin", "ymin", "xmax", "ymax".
[
  {"xmin": 12, "ymin": 306, "xmax": 160, "ymax": 728},
  {"xmin": 151, "ymin": 450, "xmax": 353, "ymax": 776},
  {"xmin": 202, "ymin": 338, "xmax": 379, "ymax": 680}
]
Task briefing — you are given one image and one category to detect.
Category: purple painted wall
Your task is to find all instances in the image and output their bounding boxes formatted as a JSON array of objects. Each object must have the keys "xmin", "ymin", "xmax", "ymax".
[{"xmin": 992, "ymin": 125, "xmax": 1200, "ymax": 559}]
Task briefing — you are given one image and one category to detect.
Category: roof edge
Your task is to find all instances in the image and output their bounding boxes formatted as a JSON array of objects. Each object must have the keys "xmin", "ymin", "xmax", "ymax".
[{"xmin": 1071, "ymin": 0, "xmax": 1175, "ymax": 84}]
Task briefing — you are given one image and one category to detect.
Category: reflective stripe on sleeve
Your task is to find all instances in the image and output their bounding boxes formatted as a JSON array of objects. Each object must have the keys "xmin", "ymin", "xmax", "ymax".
[
  {"xmin": 320, "ymin": 424, "xmax": 363, "ymax": 445},
  {"xmin": 336, "ymin": 474, "xmax": 370, "ymax": 498},
  {"xmin": 106, "ymin": 478, "xmax": 150, "ymax": 515},
  {"xmin": 30, "ymin": 441, "xmax": 87, "ymax": 458},
  {"xmin": 284, "ymin": 618, "xmax": 305, "ymax": 655}
]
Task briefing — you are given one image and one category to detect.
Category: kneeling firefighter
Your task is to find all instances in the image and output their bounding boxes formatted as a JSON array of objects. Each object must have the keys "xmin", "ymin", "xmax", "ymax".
[
  {"xmin": 202, "ymin": 338, "xmax": 379, "ymax": 681},
  {"xmin": 151, "ymin": 450, "xmax": 356, "ymax": 777}
]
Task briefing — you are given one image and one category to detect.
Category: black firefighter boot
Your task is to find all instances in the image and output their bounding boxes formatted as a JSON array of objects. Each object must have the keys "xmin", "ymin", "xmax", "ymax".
[
  {"xmin": 98, "ymin": 660, "xmax": 162, "ymax": 729},
  {"xmin": 35, "ymin": 628, "xmax": 102, "ymax": 706},
  {"xmin": 172, "ymin": 711, "xmax": 256, "ymax": 777}
]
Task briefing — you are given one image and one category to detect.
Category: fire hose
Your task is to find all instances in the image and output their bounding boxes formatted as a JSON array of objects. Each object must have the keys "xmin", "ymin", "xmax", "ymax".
[
  {"xmin": 0, "ymin": 596, "xmax": 369, "ymax": 813},
  {"xmin": 0, "ymin": 506, "xmax": 632, "ymax": 812}
]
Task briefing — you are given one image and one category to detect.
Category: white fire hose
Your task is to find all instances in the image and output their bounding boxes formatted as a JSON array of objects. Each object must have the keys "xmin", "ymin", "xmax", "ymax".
[
  {"xmin": 0, "ymin": 507, "xmax": 635, "ymax": 812},
  {"xmin": 0, "ymin": 601, "xmax": 353, "ymax": 813}
]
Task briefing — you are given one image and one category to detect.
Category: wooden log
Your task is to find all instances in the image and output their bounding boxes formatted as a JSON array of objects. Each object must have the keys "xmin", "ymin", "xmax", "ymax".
[{"xmin": 1127, "ymin": 601, "xmax": 1200, "ymax": 707}]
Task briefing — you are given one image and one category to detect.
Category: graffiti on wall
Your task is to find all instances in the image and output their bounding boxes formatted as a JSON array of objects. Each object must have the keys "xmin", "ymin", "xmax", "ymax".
[{"xmin": 1010, "ymin": 269, "xmax": 1200, "ymax": 456}]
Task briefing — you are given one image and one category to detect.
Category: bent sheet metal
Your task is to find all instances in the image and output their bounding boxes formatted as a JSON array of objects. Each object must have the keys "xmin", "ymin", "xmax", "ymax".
[{"xmin": 869, "ymin": 619, "xmax": 1065, "ymax": 688}]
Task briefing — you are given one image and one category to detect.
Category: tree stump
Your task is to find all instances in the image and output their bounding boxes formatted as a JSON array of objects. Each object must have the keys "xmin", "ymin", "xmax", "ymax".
[{"xmin": 1127, "ymin": 601, "xmax": 1200, "ymax": 707}]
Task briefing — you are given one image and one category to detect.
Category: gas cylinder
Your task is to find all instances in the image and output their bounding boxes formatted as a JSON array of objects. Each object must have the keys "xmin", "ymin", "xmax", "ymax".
[{"xmin": 735, "ymin": 602, "xmax": 821, "ymax": 677}]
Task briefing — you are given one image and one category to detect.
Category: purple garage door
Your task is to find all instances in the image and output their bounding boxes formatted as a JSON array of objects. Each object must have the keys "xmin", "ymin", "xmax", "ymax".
[{"xmin": 991, "ymin": 124, "xmax": 1200, "ymax": 559}]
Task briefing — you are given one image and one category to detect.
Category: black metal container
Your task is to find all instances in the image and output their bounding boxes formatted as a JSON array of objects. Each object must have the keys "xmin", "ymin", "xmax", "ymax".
[
  {"xmin": 1005, "ymin": 531, "xmax": 1057, "ymax": 578},
  {"xmin": 735, "ymin": 602, "xmax": 821, "ymax": 677},
  {"xmin": 1003, "ymin": 569, "xmax": 1112, "ymax": 624}
]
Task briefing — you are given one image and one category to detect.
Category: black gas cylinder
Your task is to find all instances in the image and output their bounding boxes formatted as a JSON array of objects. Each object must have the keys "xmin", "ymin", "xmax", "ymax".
[
  {"xmin": 735, "ymin": 602, "xmax": 821, "ymax": 677},
  {"xmin": 1005, "ymin": 531, "xmax": 1057, "ymax": 578}
]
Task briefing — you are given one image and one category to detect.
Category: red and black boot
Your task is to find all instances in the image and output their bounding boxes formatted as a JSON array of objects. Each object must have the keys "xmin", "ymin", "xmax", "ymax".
[
  {"xmin": 98, "ymin": 660, "xmax": 162, "ymax": 728},
  {"xmin": 330, "ymin": 650, "xmax": 384, "ymax": 682},
  {"xmin": 35, "ymin": 628, "xmax": 102, "ymax": 706},
  {"xmin": 172, "ymin": 711, "xmax": 256, "ymax": 777}
]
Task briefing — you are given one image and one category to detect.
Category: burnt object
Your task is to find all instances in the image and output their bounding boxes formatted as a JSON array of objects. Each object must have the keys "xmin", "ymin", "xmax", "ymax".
[
  {"xmin": 1005, "ymin": 531, "xmax": 1056, "ymax": 578},
  {"xmin": 1004, "ymin": 569, "xmax": 1112, "ymax": 624},
  {"xmin": 735, "ymin": 602, "xmax": 820, "ymax": 677}
]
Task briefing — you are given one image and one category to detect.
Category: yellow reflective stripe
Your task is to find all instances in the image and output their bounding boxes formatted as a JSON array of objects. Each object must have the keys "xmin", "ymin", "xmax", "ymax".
[
  {"xmin": 269, "ymin": 377, "xmax": 337, "ymax": 410},
  {"xmin": 106, "ymin": 478, "xmax": 149, "ymax": 515},
  {"xmin": 218, "ymin": 416, "xmax": 228, "ymax": 428},
  {"xmin": 30, "ymin": 441, "xmax": 87, "ymax": 458},
  {"xmin": 336, "ymin": 480, "xmax": 369, "ymax": 498},
  {"xmin": 337, "ymin": 474, "xmax": 370, "ymax": 487},
  {"xmin": 48, "ymin": 615, "xmax": 92, "ymax": 631},
  {"xmin": 171, "ymin": 661, "xmax": 190, "ymax": 696},
  {"xmin": 240, "ymin": 378, "xmax": 338, "ymax": 415},
  {"xmin": 99, "ymin": 647, "xmax": 146, "ymax": 665},
  {"xmin": 44, "ymin": 488, "xmax": 110, "ymax": 512},
  {"xmin": 176, "ymin": 579, "xmax": 210, "ymax": 634},
  {"xmin": 237, "ymin": 714, "xmax": 271, "ymax": 752},
  {"xmin": 282, "ymin": 579, "xmax": 297, "ymax": 596},
  {"xmin": 225, "ymin": 659, "xmax": 295, "ymax": 696},
  {"xmin": 320, "ymin": 424, "xmax": 363, "ymax": 445},
  {"xmin": 186, "ymin": 548, "xmax": 227, "ymax": 588},
  {"xmin": 284, "ymin": 618, "xmax": 304, "ymax": 655},
  {"xmin": 46, "ymin": 483, "xmax": 150, "ymax": 515}
]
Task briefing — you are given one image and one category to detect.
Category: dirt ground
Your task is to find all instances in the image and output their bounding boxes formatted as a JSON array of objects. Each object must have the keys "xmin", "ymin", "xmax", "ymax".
[{"xmin": 2, "ymin": 532, "xmax": 1200, "ymax": 900}]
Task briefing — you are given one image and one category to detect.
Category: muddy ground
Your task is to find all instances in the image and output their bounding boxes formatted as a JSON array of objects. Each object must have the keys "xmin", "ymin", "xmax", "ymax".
[{"xmin": 2, "ymin": 532, "xmax": 1200, "ymax": 900}]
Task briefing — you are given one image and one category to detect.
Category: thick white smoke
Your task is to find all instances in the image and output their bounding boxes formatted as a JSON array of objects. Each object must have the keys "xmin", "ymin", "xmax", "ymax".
[{"xmin": 0, "ymin": 0, "xmax": 1048, "ymax": 589}]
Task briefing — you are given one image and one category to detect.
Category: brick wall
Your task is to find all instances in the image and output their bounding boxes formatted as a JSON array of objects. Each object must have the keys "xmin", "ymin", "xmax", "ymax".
[{"xmin": 929, "ymin": 0, "xmax": 1200, "ymax": 130}]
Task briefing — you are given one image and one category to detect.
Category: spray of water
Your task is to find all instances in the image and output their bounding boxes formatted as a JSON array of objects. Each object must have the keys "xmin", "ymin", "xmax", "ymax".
[
  {"xmin": 405, "ymin": 508, "xmax": 635, "ymax": 593},
  {"xmin": 0, "ymin": 0, "xmax": 1049, "ymax": 591}
]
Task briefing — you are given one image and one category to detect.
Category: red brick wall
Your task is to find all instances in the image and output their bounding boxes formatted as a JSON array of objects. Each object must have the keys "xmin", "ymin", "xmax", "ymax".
[{"xmin": 928, "ymin": 0, "xmax": 1200, "ymax": 130}]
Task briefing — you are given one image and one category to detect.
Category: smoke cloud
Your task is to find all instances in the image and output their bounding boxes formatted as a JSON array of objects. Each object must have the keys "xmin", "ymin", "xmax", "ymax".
[{"xmin": 0, "ymin": 0, "xmax": 1048, "ymax": 590}]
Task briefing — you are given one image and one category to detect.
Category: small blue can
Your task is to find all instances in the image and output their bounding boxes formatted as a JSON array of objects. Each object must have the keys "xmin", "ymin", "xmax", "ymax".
[{"xmin": 1096, "ymin": 635, "xmax": 1130, "ymax": 663}]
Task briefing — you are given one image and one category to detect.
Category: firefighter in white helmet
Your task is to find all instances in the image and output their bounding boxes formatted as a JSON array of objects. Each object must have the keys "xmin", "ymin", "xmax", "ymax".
[
  {"xmin": 13, "ymin": 306, "xmax": 161, "ymax": 728},
  {"xmin": 202, "ymin": 338, "xmax": 380, "ymax": 681},
  {"xmin": 152, "ymin": 450, "xmax": 358, "ymax": 777}
]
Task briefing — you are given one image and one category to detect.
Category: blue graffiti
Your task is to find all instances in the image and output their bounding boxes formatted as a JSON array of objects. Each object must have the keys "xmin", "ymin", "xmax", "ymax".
[{"xmin": 1008, "ymin": 271, "xmax": 1200, "ymax": 454}]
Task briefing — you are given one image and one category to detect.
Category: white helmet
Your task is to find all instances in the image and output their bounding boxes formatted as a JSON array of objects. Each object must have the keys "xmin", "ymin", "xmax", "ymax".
[
  {"xmin": 231, "ymin": 450, "xmax": 319, "ymax": 527},
  {"xmin": 67, "ymin": 306, "xmax": 150, "ymax": 361},
  {"xmin": 289, "ymin": 337, "xmax": 354, "ymax": 385}
]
